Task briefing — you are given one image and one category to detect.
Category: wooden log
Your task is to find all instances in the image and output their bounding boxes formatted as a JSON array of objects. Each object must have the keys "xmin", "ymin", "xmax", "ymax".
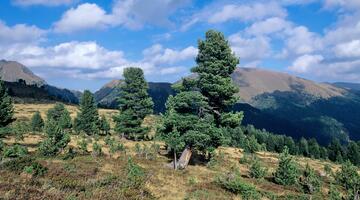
[{"xmin": 166, "ymin": 147, "xmax": 192, "ymax": 170}]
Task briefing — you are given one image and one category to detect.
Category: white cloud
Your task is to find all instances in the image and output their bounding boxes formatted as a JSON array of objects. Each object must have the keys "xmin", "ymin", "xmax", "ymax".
[
  {"xmin": 229, "ymin": 33, "xmax": 271, "ymax": 61},
  {"xmin": 288, "ymin": 54, "xmax": 324, "ymax": 73},
  {"xmin": 324, "ymin": 0, "xmax": 360, "ymax": 10},
  {"xmin": 12, "ymin": 0, "xmax": 75, "ymax": 6},
  {"xmin": 0, "ymin": 21, "xmax": 46, "ymax": 44},
  {"xmin": 3, "ymin": 41, "xmax": 127, "ymax": 69},
  {"xmin": 142, "ymin": 44, "xmax": 197, "ymax": 65},
  {"xmin": 181, "ymin": 1, "xmax": 287, "ymax": 31},
  {"xmin": 283, "ymin": 26, "xmax": 323, "ymax": 56},
  {"xmin": 53, "ymin": 0, "xmax": 191, "ymax": 33},
  {"xmin": 208, "ymin": 2, "xmax": 286, "ymax": 24},
  {"xmin": 53, "ymin": 3, "xmax": 113, "ymax": 33},
  {"xmin": 245, "ymin": 17, "xmax": 290, "ymax": 36},
  {"xmin": 1, "ymin": 38, "xmax": 195, "ymax": 80},
  {"xmin": 334, "ymin": 40, "xmax": 360, "ymax": 58}
]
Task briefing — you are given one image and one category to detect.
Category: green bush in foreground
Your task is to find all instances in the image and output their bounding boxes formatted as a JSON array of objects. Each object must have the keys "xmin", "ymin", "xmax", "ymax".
[
  {"xmin": 23, "ymin": 162, "xmax": 48, "ymax": 177},
  {"xmin": 38, "ymin": 120, "xmax": 70, "ymax": 156},
  {"xmin": 249, "ymin": 158, "xmax": 267, "ymax": 179},
  {"xmin": 336, "ymin": 160, "xmax": 360, "ymax": 199},
  {"xmin": 274, "ymin": 146, "xmax": 300, "ymax": 186},
  {"xmin": 2, "ymin": 144, "xmax": 28, "ymax": 158},
  {"xmin": 300, "ymin": 163, "xmax": 322, "ymax": 194},
  {"xmin": 30, "ymin": 111, "xmax": 44, "ymax": 132},
  {"xmin": 92, "ymin": 141, "xmax": 102, "ymax": 157},
  {"xmin": 216, "ymin": 167, "xmax": 260, "ymax": 200},
  {"xmin": 126, "ymin": 157, "xmax": 146, "ymax": 189}
]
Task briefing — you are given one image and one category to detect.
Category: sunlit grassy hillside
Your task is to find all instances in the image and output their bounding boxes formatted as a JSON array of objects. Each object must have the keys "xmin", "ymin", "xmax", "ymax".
[{"xmin": 0, "ymin": 103, "xmax": 347, "ymax": 200}]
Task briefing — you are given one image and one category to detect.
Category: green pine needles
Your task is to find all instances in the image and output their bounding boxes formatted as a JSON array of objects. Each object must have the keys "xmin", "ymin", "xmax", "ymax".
[
  {"xmin": 274, "ymin": 146, "xmax": 300, "ymax": 186},
  {"xmin": 114, "ymin": 67, "xmax": 154, "ymax": 140},
  {"xmin": 0, "ymin": 80, "xmax": 14, "ymax": 128},
  {"xmin": 75, "ymin": 90, "xmax": 100, "ymax": 135}
]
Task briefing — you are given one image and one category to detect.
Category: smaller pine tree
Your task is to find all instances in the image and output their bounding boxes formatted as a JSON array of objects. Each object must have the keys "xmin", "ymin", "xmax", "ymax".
[
  {"xmin": 30, "ymin": 111, "xmax": 44, "ymax": 132},
  {"xmin": 300, "ymin": 163, "xmax": 322, "ymax": 194},
  {"xmin": 249, "ymin": 158, "xmax": 267, "ymax": 179},
  {"xmin": 47, "ymin": 103, "xmax": 72, "ymax": 130},
  {"xmin": 114, "ymin": 67, "xmax": 154, "ymax": 140},
  {"xmin": 99, "ymin": 115, "xmax": 110, "ymax": 135},
  {"xmin": 244, "ymin": 135, "xmax": 260, "ymax": 153},
  {"xmin": 274, "ymin": 146, "xmax": 300, "ymax": 186},
  {"xmin": 76, "ymin": 90, "xmax": 100, "ymax": 135},
  {"xmin": 38, "ymin": 120, "xmax": 70, "ymax": 156},
  {"xmin": 0, "ymin": 80, "xmax": 14, "ymax": 128}
]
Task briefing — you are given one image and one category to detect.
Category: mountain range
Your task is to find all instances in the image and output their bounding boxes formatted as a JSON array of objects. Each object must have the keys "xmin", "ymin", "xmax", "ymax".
[{"xmin": 1, "ymin": 59, "xmax": 360, "ymax": 145}]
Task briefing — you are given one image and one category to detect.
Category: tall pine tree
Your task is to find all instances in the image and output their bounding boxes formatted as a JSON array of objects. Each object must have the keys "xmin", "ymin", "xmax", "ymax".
[
  {"xmin": 191, "ymin": 30, "xmax": 240, "ymax": 127},
  {"xmin": 76, "ymin": 90, "xmax": 100, "ymax": 135},
  {"xmin": 113, "ymin": 67, "xmax": 153, "ymax": 140},
  {"xmin": 160, "ymin": 30, "xmax": 242, "ymax": 169},
  {"xmin": 0, "ymin": 80, "xmax": 14, "ymax": 127}
]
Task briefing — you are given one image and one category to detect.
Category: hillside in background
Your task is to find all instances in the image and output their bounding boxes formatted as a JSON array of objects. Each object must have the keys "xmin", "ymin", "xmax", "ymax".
[
  {"xmin": 95, "ymin": 80, "xmax": 174, "ymax": 113},
  {"xmin": 333, "ymin": 82, "xmax": 360, "ymax": 91},
  {"xmin": 0, "ymin": 60, "xmax": 46, "ymax": 86},
  {"xmin": 0, "ymin": 60, "xmax": 79, "ymax": 104},
  {"xmin": 95, "ymin": 68, "xmax": 360, "ymax": 144},
  {"xmin": 2, "ymin": 60, "xmax": 360, "ymax": 145}
]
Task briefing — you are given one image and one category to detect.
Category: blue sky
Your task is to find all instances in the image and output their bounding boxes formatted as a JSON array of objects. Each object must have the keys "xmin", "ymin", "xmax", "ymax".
[{"xmin": 1, "ymin": 0, "xmax": 360, "ymax": 91}]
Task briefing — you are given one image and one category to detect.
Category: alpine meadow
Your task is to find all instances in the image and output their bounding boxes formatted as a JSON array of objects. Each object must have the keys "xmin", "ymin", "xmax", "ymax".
[{"xmin": 1, "ymin": 1, "xmax": 360, "ymax": 199}]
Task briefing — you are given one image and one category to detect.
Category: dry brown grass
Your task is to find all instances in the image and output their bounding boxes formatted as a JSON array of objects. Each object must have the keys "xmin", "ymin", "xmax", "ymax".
[
  {"xmin": 1, "ymin": 133, "xmax": 341, "ymax": 200},
  {"xmin": 14, "ymin": 103, "xmax": 118, "ymax": 122},
  {"xmin": 0, "ymin": 103, "xmax": 343, "ymax": 200}
]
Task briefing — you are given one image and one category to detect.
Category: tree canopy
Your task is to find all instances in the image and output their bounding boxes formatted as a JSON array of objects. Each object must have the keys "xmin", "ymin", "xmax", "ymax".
[
  {"xmin": 75, "ymin": 90, "xmax": 100, "ymax": 135},
  {"xmin": 0, "ymin": 80, "xmax": 14, "ymax": 127},
  {"xmin": 114, "ymin": 67, "xmax": 154, "ymax": 140}
]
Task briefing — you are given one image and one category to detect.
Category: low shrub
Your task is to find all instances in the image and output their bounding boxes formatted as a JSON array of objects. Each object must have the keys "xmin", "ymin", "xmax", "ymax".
[
  {"xmin": 2, "ymin": 157, "xmax": 34, "ymax": 172},
  {"xmin": 249, "ymin": 159, "xmax": 267, "ymax": 179},
  {"xmin": 328, "ymin": 184, "xmax": 342, "ymax": 200},
  {"xmin": 215, "ymin": 167, "xmax": 260, "ymax": 200},
  {"xmin": 92, "ymin": 141, "xmax": 102, "ymax": 157},
  {"xmin": 77, "ymin": 138, "xmax": 88, "ymax": 154},
  {"xmin": 134, "ymin": 143, "xmax": 159, "ymax": 160},
  {"xmin": 207, "ymin": 150, "xmax": 225, "ymax": 169},
  {"xmin": 23, "ymin": 162, "xmax": 48, "ymax": 177},
  {"xmin": 2, "ymin": 144, "xmax": 28, "ymax": 158},
  {"xmin": 274, "ymin": 147, "xmax": 300, "ymax": 186},
  {"xmin": 126, "ymin": 157, "xmax": 146, "ymax": 189},
  {"xmin": 300, "ymin": 164, "xmax": 322, "ymax": 194}
]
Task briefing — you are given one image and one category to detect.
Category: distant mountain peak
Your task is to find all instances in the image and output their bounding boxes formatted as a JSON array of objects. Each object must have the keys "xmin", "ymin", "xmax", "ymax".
[
  {"xmin": 0, "ymin": 60, "xmax": 46, "ymax": 86},
  {"xmin": 232, "ymin": 67, "xmax": 346, "ymax": 102}
]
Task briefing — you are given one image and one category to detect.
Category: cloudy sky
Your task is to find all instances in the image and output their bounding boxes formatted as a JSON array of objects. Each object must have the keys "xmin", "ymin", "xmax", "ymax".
[{"xmin": 1, "ymin": 0, "xmax": 360, "ymax": 91}]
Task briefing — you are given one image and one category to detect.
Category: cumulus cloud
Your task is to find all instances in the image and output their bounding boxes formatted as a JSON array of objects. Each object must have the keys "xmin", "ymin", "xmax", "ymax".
[
  {"xmin": 1, "ymin": 38, "xmax": 196, "ymax": 80},
  {"xmin": 142, "ymin": 44, "xmax": 197, "ymax": 65},
  {"xmin": 324, "ymin": 0, "xmax": 360, "ymax": 10},
  {"xmin": 53, "ymin": 0, "xmax": 191, "ymax": 33},
  {"xmin": 229, "ymin": 33, "xmax": 271, "ymax": 61},
  {"xmin": 0, "ymin": 21, "xmax": 46, "ymax": 45},
  {"xmin": 334, "ymin": 40, "xmax": 360, "ymax": 58},
  {"xmin": 12, "ymin": 0, "xmax": 75, "ymax": 6},
  {"xmin": 15, "ymin": 41, "xmax": 127, "ymax": 69},
  {"xmin": 53, "ymin": 3, "xmax": 113, "ymax": 33},
  {"xmin": 288, "ymin": 54, "xmax": 324, "ymax": 73},
  {"xmin": 208, "ymin": 2, "xmax": 286, "ymax": 24},
  {"xmin": 245, "ymin": 17, "xmax": 291, "ymax": 36},
  {"xmin": 283, "ymin": 26, "xmax": 323, "ymax": 56},
  {"xmin": 181, "ymin": 1, "xmax": 287, "ymax": 31}
]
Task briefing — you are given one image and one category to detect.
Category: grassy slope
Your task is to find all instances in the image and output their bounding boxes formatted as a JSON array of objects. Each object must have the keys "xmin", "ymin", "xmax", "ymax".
[{"xmin": 0, "ymin": 103, "xmax": 344, "ymax": 199}]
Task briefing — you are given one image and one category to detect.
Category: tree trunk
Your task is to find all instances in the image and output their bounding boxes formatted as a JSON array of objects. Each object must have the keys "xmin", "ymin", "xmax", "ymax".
[
  {"xmin": 173, "ymin": 149, "xmax": 177, "ymax": 170},
  {"xmin": 177, "ymin": 147, "xmax": 192, "ymax": 169},
  {"xmin": 167, "ymin": 147, "xmax": 192, "ymax": 170}
]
